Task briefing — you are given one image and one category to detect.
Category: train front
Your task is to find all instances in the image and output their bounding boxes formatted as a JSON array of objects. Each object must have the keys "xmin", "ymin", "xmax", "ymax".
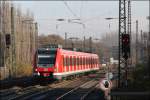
[{"xmin": 33, "ymin": 48, "xmax": 57, "ymax": 78}]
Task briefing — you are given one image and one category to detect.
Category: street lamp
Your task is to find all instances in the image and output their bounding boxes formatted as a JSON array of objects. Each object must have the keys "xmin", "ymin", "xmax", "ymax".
[{"xmin": 56, "ymin": 18, "xmax": 85, "ymax": 48}]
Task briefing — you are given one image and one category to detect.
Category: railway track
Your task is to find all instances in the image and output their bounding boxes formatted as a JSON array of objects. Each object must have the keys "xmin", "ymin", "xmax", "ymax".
[
  {"xmin": 1, "ymin": 71, "xmax": 105, "ymax": 100},
  {"xmin": 1, "ymin": 76, "xmax": 89, "ymax": 100},
  {"xmin": 56, "ymin": 80, "xmax": 99, "ymax": 100},
  {"xmin": 21, "ymin": 77, "xmax": 90, "ymax": 100}
]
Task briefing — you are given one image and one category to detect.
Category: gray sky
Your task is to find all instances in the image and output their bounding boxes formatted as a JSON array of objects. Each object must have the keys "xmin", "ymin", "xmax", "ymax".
[{"xmin": 13, "ymin": 1, "xmax": 149, "ymax": 39}]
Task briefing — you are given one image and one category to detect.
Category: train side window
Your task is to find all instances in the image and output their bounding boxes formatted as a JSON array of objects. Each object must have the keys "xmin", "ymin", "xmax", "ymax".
[
  {"xmin": 72, "ymin": 57, "xmax": 74, "ymax": 66},
  {"xmin": 70, "ymin": 56, "xmax": 72, "ymax": 66},
  {"xmin": 81, "ymin": 57, "xmax": 82, "ymax": 65},
  {"xmin": 68, "ymin": 57, "xmax": 70, "ymax": 66},
  {"xmin": 93, "ymin": 58, "xmax": 94, "ymax": 64},
  {"xmin": 82, "ymin": 57, "xmax": 84, "ymax": 65},
  {"xmin": 76, "ymin": 57, "xmax": 77, "ymax": 66},
  {"xmin": 79, "ymin": 57, "xmax": 81, "ymax": 65},
  {"xmin": 80, "ymin": 57, "xmax": 82, "ymax": 65},
  {"xmin": 77, "ymin": 57, "xmax": 78, "ymax": 66},
  {"xmin": 74, "ymin": 57, "xmax": 76, "ymax": 66},
  {"xmin": 66, "ymin": 57, "xmax": 68, "ymax": 66},
  {"xmin": 80, "ymin": 57, "xmax": 83, "ymax": 65},
  {"xmin": 89, "ymin": 58, "xmax": 91, "ymax": 65},
  {"xmin": 67, "ymin": 57, "xmax": 69, "ymax": 66},
  {"xmin": 82, "ymin": 57, "xmax": 83, "ymax": 65},
  {"xmin": 84, "ymin": 57, "xmax": 85, "ymax": 65},
  {"xmin": 84, "ymin": 57, "xmax": 86, "ymax": 65},
  {"xmin": 78, "ymin": 57, "xmax": 80, "ymax": 65},
  {"xmin": 63, "ymin": 56, "xmax": 66, "ymax": 66}
]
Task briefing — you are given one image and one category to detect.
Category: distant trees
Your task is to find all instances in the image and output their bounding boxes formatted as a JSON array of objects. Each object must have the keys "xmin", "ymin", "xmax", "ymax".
[{"xmin": 38, "ymin": 34, "xmax": 64, "ymax": 47}]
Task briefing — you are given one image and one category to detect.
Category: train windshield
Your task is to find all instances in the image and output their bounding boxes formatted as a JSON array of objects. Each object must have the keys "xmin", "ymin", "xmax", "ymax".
[
  {"xmin": 38, "ymin": 56, "xmax": 55, "ymax": 64},
  {"xmin": 37, "ymin": 49, "xmax": 57, "ymax": 67}
]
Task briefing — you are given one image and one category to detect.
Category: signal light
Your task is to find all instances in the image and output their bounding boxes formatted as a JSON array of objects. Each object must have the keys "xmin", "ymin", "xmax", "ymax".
[
  {"xmin": 122, "ymin": 34, "xmax": 130, "ymax": 59},
  {"xmin": 5, "ymin": 34, "xmax": 11, "ymax": 47}
]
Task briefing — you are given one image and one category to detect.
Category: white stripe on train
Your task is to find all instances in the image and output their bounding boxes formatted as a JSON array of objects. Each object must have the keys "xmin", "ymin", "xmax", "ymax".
[{"xmin": 53, "ymin": 67, "xmax": 99, "ymax": 76}]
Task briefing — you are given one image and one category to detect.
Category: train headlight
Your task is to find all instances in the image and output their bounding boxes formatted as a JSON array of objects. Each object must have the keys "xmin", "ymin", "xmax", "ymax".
[{"xmin": 38, "ymin": 72, "xmax": 40, "ymax": 76}]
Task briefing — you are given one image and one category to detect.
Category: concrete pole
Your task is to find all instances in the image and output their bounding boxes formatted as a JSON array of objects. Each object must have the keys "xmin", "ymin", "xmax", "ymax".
[
  {"xmin": 135, "ymin": 20, "xmax": 138, "ymax": 66},
  {"xmin": 11, "ymin": 5, "xmax": 16, "ymax": 77}
]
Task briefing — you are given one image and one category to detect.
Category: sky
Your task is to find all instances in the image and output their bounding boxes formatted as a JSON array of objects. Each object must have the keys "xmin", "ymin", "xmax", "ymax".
[{"xmin": 13, "ymin": 1, "xmax": 149, "ymax": 39}]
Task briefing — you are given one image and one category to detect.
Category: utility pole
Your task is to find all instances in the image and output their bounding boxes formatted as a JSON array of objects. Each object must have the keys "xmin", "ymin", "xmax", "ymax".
[
  {"xmin": 140, "ymin": 30, "xmax": 143, "ymax": 63},
  {"xmin": 11, "ymin": 5, "xmax": 16, "ymax": 77},
  {"xmin": 65, "ymin": 32, "xmax": 67, "ymax": 48},
  {"xmin": 148, "ymin": 0, "xmax": 150, "ymax": 77},
  {"xmin": 35, "ymin": 22, "xmax": 38, "ymax": 49},
  {"xmin": 89, "ymin": 37, "xmax": 92, "ymax": 53},
  {"xmin": 135, "ymin": 20, "xmax": 138, "ymax": 66},
  {"xmin": 83, "ymin": 36, "xmax": 85, "ymax": 52}
]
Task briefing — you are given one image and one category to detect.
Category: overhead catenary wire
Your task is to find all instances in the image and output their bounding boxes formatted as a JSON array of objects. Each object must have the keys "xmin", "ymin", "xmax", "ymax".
[{"xmin": 63, "ymin": 1, "xmax": 78, "ymax": 18}]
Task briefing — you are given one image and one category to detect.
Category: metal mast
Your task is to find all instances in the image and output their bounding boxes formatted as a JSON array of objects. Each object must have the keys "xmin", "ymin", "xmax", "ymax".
[
  {"xmin": 127, "ymin": 0, "xmax": 131, "ymax": 57},
  {"xmin": 118, "ymin": 0, "xmax": 127, "ymax": 88}
]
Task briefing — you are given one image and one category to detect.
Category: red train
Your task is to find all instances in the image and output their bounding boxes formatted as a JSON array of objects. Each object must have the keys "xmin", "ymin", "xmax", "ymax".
[{"xmin": 33, "ymin": 47, "xmax": 100, "ymax": 80}]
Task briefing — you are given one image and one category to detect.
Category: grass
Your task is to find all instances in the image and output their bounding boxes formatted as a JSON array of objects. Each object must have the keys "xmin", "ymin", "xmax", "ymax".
[{"xmin": 15, "ymin": 62, "xmax": 33, "ymax": 77}]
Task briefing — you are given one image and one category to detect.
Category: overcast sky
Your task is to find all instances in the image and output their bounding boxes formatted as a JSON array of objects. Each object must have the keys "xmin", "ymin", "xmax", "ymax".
[{"xmin": 13, "ymin": 1, "xmax": 149, "ymax": 39}]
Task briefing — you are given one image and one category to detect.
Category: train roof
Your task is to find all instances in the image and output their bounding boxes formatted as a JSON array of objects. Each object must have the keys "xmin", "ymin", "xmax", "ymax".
[{"xmin": 58, "ymin": 48, "xmax": 99, "ymax": 58}]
